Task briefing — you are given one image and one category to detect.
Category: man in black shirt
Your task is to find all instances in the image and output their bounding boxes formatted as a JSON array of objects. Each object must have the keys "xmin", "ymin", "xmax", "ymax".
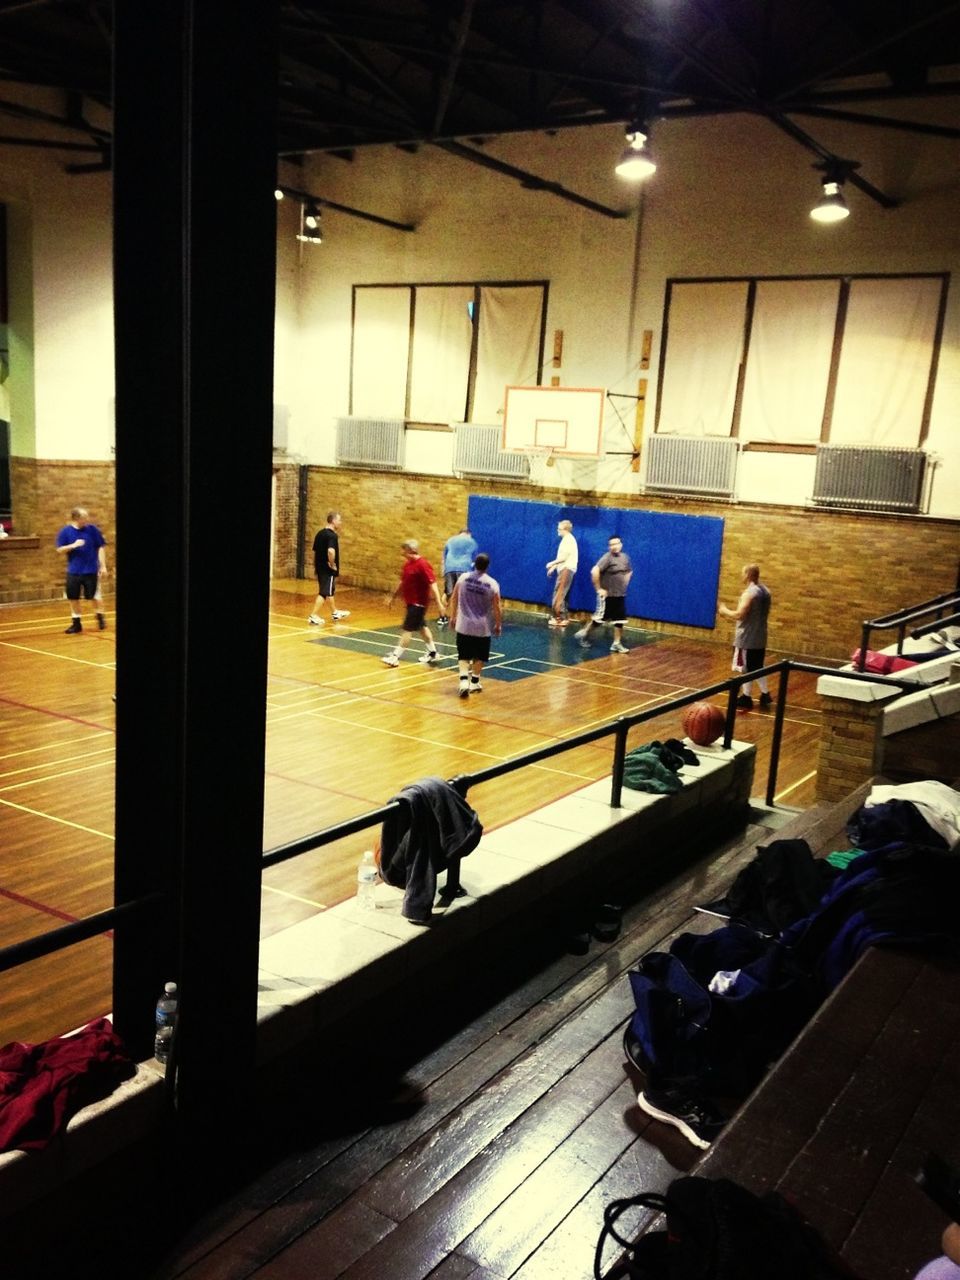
[{"xmin": 308, "ymin": 511, "xmax": 350, "ymax": 625}]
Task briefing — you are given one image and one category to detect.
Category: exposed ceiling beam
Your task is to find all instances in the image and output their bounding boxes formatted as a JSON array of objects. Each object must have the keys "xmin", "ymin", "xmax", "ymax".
[
  {"xmin": 431, "ymin": 0, "xmax": 476, "ymax": 138},
  {"xmin": 277, "ymin": 183, "xmax": 415, "ymax": 232},
  {"xmin": 434, "ymin": 139, "xmax": 628, "ymax": 218}
]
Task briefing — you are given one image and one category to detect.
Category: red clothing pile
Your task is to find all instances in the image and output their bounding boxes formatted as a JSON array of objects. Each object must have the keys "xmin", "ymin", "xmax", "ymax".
[{"xmin": 0, "ymin": 1016, "xmax": 134, "ymax": 1152}]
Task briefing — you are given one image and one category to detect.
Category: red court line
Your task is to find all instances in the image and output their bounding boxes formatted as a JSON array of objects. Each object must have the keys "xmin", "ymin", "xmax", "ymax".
[
  {"xmin": 0, "ymin": 694, "xmax": 114, "ymax": 734},
  {"xmin": 0, "ymin": 884, "xmax": 80, "ymax": 926}
]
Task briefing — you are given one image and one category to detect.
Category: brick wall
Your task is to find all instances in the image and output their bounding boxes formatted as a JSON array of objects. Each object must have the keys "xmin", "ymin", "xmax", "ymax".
[
  {"xmin": 1, "ymin": 458, "xmax": 116, "ymax": 603},
  {"xmin": 304, "ymin": 466, "xmax": 960, "ymax": 661},
  {"xmin": 272, "ymin": 461, "xmax": 300, "ymax": 579}
]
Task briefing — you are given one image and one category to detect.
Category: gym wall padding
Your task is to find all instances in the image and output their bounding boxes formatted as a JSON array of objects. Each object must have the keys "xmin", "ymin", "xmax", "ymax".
[{"xmin": 466, "ymin": 496, "xmax": 725, "ymax": 629}]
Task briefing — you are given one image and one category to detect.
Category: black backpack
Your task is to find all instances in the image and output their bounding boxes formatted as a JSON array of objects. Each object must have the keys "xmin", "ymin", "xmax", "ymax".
[{"xmin": 594, "ymin": 1175, "xmax": 861, "ymax": 1280}]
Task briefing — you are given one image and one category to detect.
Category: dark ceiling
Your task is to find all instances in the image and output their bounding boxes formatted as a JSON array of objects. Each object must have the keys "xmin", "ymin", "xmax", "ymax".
[{"xmin": 1, "ymin": 0, "xmax": 958, "ymax": 185}]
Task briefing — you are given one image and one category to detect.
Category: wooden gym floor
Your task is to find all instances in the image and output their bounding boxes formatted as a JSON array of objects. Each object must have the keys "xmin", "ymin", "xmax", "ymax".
[{"xmin": 0, "ymin": 580, "xmax": 824, "ymax": 1047}]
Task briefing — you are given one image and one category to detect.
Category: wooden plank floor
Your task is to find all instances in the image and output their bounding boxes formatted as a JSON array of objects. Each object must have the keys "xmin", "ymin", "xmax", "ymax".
[
  {"xmin": 147, "ymin": 817, "xmax": 782, "ymax": 1280},
  {"xmin": 0, "ymin": 581, "xmax": 824, "ymax": 1045}
]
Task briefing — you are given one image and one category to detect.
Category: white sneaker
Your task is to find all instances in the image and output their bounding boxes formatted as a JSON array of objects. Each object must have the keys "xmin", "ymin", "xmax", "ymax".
[
  {"xmin": 332, "ymin": 610, "xmax": 350, "ymax": 620},
  {"xmin": 470, "ymin": 679, "xmax": 483, "ymax": 693},
  {"xmin": 308, "ymin": 614, "xmax": 324, "ymax": 625},
  {"xmin": 381, "ymin": 652, "xmax": 400, "ymax": 667},
  {"xmin": 458, "ymin": 679, "xmax": 470, "ymax": 700},
  {"xmin": 574, "ymin": 628, "xmax": 588, "ymax": 641},
  {"xmin": 610, "ymin": 641, "xmax": 628, "ymax": 653},
  {"xmin": 418, "ymin": 651, "xmax": 439, "ymax": 665}
]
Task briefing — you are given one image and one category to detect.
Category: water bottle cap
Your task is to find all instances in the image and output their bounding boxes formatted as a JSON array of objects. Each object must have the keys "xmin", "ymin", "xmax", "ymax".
[{"xmin": 164, "ymin": 981, "xmax": 178, "ymax": 995}]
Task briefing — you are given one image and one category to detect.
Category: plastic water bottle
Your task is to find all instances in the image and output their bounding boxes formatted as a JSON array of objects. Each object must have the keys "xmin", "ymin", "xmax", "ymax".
[
  {"xmin": 356, "ymin": 850, "xmax": 378, "ymax": 910},
  {"xmin": 154, "ymin": 981, "xmax": 178, "ymax": 1063}
]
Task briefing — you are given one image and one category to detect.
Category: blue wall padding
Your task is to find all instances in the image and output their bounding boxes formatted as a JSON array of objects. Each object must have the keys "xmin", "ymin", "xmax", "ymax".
[{"xmin": 466, "ymin": 496, "xmax": 724, "ymax": 628}]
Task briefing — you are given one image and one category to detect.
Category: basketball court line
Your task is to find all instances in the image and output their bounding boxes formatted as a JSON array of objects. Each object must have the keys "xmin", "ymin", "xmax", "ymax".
[
  {"xmin": 0, "ymin": 744, "xmax": 115, "ymax": 782},
  {"xmin": 301, "ymin": 706, "xmax": 599, "ymax": 783},
  {"xmin": 0, "ymin": 795, "xmax": 114, "ymax": 840},
  {"xmin": 264, "ymin": 770, "xmax": 387, "ymax": 808},
  {"xmin": 0, "ymin": 638, "xmax": 116, "ymax": 668},
  {"xmin": 0, "ymin": 730, "xmax": 113, "ymax": 764},
  {"xmin": 261, "ymin": 883, "xmax": 327, "ymax": 909},
  {"xmin": 774, "ymin": 769, "xmax": 818, "ymax": 803},
  {"xmin": 0, "ymin": 756, "xmax": 115, "ymax": 793},
  {"xmin": 0, "ymin": 883, "xmax": 81, "ymax": 926},
  {"xmin": 0, "ymin": 694, "xmax": 114, "ymax": 732}
]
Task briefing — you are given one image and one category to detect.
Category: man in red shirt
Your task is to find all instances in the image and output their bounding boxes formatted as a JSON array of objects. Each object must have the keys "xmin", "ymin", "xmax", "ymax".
[{"xmin": 381, "ymin": 539, "xmax": 446, "ymax": 667}]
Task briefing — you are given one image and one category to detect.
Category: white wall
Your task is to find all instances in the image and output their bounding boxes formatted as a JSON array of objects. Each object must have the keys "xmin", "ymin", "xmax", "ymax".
[{"xmin": 2, "ymin": 93, "xmax": 958, "ymax": 516}]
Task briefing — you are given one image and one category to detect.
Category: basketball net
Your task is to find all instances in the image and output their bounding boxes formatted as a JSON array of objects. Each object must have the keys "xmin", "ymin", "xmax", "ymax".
[{"xmin": 527, "ymin": 447, "xmax": 558, "ymax": 485}]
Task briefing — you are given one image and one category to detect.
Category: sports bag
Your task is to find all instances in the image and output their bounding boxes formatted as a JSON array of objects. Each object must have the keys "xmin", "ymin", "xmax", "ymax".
[{"xmin": 594, "ymin": 1175, "xmax": 862, "ymax": 1280}]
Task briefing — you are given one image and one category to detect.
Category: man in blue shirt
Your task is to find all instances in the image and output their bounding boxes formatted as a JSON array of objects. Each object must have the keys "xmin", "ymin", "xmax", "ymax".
[
  {"xmin": 55, "ymin": 506, "xmax": 108, "ymax": 634},
  {"xmin": 438, "ymin": 527, "xmax": 477, "ymax": 628}
]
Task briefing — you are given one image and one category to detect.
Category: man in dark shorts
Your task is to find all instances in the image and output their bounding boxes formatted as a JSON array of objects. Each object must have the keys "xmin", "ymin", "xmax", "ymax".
[
  {"xmin": 381, "ymin": 539, "xmax": 445, "ymax": 667},
  {"xmin": 575, "ymin": 536, "xmax": 633, "ymax": 653},
  {"xmin": 308, "ymin": 511, "xmax": 350, "ymax": 625},
  {"xmin": 449, "ymin": 552, "xmax": 502, "ymax": 697},
  {"xmin": 719, "ymin": 562, "xmax": 773, "ymax": 710},
  {"xmin": 55, "ymin": 506, "xmax": 108, "ymax": 634}
]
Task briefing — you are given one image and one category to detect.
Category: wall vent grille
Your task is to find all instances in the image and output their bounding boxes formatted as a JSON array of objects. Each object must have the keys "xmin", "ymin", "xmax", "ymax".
[
  {"xmin": 335, "ymin": 417, "xmax": 405, "ymax": 470},
  {"xmin": 813, "ymin": 445, "xmax": 925, "ymax": 512},
  {"xmin": 453, "ymin": 423, "xmax": 530, "ymax": 480},
  {"xmin": 644, "ymin": 434, "xmax": 739, "ymax": 497}
]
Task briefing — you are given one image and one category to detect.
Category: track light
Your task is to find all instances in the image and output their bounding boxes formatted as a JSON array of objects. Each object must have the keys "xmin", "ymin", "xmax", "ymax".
[
  {"xmin": 615, "ymin": 128, "xmax": 656, "ymax": 180},
  {"xmin": 810, "ymin": 159, "xmax": 856, "ymax": 224},
  {"xmin": 296, "ymin": 201, "xmax": 323, "ymax": 244}
]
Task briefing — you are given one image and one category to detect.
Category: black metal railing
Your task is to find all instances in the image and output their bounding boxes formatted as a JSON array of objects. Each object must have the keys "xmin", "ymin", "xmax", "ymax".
[
  {"xmin": 856, "ymin": 591, "xmax": 960, "ymax": 671},
  {"xmin": 0, "ymin": 659, "xmax": 920, "ymax": 982}
]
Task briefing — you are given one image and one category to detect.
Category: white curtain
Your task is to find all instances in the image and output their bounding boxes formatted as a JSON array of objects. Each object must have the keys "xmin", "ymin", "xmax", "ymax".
[
  {"xmin": 472, "ymin": 285, "xmax": 543, "ymax": 424},
  {"xmin": 408, "ymin": 286, "xmax": 474, "ymax": 423},
  {"xmin": 739, "ymin": 279, "xmax": 839, "ymax": 442},
  {"xmin": 830, "ymin": 277, "xmax": 943, "ymax": 446},
  {"xmin": 351, "ymin": 286, "xmax": 411, "ymax": 418},
  {"xmin": 657, "ymin": 281, "xmax": 748, "ymax": 436}
]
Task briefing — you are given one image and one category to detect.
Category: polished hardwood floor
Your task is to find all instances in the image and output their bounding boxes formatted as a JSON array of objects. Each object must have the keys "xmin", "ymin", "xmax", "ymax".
[{"xmin": 0, "ymin": 580, "xmax": 825, "ymax": 1046}]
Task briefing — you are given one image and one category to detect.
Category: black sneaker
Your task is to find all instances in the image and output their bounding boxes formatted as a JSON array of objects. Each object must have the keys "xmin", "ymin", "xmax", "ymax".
[
  {"xmin": 759, "ymin": 692, "xmax": 772, "ymax": 708},
  {"xmin": 65, "ymin": 619, "xmax": 82, "ymax": 634},
  {"xmin": 637, "ymin": 1085, "xmax": 726, "ymax": 1149},
  {"xmin": 622, "ymin": 1025, "xmax": 654, "ymax": 1076},
  {"xmin": 736, "ymin": 693, "xmax": 753, "ymax": 710},
  {"xmin": 96, "ymin": 612, "xmax": 106, "ymax": 631}
]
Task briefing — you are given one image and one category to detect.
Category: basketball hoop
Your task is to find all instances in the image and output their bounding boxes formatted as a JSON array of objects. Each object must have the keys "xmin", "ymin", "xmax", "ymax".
[{"xmin": 527, "ymin": 446, "xmax": 558, "ymax": 484}]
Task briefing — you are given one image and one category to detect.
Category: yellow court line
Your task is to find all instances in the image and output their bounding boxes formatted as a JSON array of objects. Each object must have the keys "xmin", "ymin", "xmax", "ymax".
[
  {"xmin": 0, "ymin": 731, "xmax": 114, "ymax": 763},
  {"xmin": 261, "ymin": 883, "xmax": 328, "ymax": 908},
  {"xmin": 0, "ymin": 639, "xmax": 116, "ymax": 669},
  {"xmin": 774, "ymin": 769, "xmax": 818, "ymax": 803},
  {"xmin": 0, "ymin": 745, "xmax": 115, "ymax": 781},
  {"xmin": 0, "ymin": 757, "xmax": 115, "ymax": 793},
  {"xmin": 302, "ymin": 706, "xmax": 595, "ymax": 783},
  {"xmin": 0, "ymin": 795, "xmax": 114, "ymax": 840}
]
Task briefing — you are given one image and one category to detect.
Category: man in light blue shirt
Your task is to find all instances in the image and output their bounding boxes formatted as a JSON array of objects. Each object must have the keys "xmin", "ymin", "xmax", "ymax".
[{"xmin": 438, "ymin": 528, "xmax": 478, "ymax": 627}]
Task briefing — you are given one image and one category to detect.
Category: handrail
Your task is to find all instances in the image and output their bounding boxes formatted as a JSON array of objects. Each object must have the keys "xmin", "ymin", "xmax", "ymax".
[
  {"xmin": 857, "ymin": 592, "xmax": 960, "ymax": 670},
  {"xmin": 0, "ymin": 659, "xmax": 921, "ymax": 979}
]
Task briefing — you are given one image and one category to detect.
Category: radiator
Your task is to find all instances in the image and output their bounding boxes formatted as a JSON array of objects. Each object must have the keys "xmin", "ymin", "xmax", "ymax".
[
  {"xmin": 813, "ymin": 445, "xmax": 925, "ymax": 512},
  {"xmin": 453, "ymin": 423, "xmax": 530, "ymax": 480},
  {"xmin": 644, "ymin": 434, "xmax": 739, "ymax": 497},
  {"xmin": 335, "ymin": 416, "xmax": 405, "ymax": 470}
]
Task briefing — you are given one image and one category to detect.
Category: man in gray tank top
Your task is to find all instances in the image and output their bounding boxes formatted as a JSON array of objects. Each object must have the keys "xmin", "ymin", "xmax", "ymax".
[{"xmin": 719, "ymin": 563, "xmax": 772, "ymax": 711}]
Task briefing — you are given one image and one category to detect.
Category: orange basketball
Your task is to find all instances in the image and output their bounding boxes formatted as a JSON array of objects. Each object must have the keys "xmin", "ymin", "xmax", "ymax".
[{"xmin": 682, "ymin": 701, "xmax": 725, "ymax": 747}]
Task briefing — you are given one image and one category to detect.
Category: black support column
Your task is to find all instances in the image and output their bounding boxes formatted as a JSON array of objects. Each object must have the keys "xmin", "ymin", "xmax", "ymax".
[{"xmin": 112, "ymin": 0, "xmax": 277, "ymax": 1146}]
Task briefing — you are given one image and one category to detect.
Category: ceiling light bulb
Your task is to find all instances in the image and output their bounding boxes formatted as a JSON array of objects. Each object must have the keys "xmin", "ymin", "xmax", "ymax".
[
  {"xmin": 274, "ymin": 189, "xmax": 284, "ymax": 201},
  {"xmin": 810, "ymin": 180, "xmax": 849, "ymax": 223},
  {"xmin": 615, "ymin": 131, "xmax": 657, "ymax": 180}
]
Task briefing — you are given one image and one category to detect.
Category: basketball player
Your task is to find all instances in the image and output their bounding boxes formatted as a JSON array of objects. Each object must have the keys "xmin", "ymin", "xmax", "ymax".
[
  {"xmin": 545, "ymin": 519, "xmax": 578, "ymax": 626},
  {"xmin": 381, "ymin": 539, "xmax": 445, "ymax": 667},
  {"xmin": 55, "ymin": 506, "xmax": 108, "ymax": 633},
  {"xmin": 308, "ymin": 511, "xmax": 350, "ymax": 625},
  {"xmin": 449, "ymin": 552, "xmax": 502, "ymax": 697},
  {"xmin": 575, "ymin": 536, "xmax": 632, "ymax": 652},
  {"xmin": 719, "ymin": 563, "xmax": 772, "ymax": 709}
]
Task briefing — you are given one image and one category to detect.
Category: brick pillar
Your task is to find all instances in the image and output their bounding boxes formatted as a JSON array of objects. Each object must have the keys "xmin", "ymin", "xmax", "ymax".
[{"xmin": 816, "ymin": 677, "xmax": 899, "ymax": 802}]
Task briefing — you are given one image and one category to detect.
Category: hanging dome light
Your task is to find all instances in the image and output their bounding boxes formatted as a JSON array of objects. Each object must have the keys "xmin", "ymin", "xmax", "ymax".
[
  {"xmin": 810, "ymin": 179, "xmax": 850, "ymax": 223},
  {"xmin": 296, "ymin": 202, "xmax": 323, "ymax": 244},
  {"xmin": 615, "ymin": 130, "xmax": 657, "ymax": 180}
]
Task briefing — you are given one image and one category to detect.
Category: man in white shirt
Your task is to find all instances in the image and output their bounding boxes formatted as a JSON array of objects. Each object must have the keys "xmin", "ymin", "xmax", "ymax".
[{"xmin": 545, "ymin": 519, "xmax": 578, "ymax": 627}]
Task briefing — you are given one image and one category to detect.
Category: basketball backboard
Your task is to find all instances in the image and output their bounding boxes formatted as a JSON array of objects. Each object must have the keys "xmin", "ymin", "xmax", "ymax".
[{"xmin": 502, "ymin": 386, "xmax": 605, "ymax": 458}]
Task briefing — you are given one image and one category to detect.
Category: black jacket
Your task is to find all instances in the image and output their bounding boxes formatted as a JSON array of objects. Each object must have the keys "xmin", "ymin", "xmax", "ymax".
[{"xmin": 378, "ymin": 777, "xmax": 482, "ymax": 922}]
